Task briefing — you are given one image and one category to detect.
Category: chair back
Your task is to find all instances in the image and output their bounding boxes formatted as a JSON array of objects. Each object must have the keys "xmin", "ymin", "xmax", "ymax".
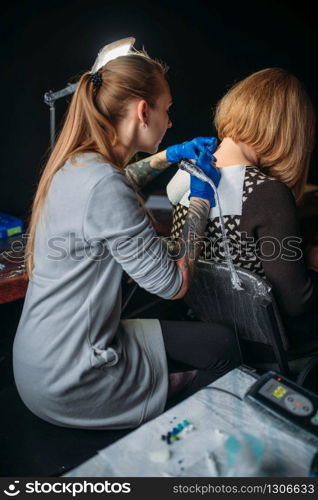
[{"xmin": 185, "ymin": 261, "xmax": 290, "ymax": 373}]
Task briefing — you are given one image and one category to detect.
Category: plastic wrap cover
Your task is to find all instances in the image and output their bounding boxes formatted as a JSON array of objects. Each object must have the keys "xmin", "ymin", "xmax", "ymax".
[{"xmin": 185, "ymin": 260, "xmax": 289, "ymax": 349}]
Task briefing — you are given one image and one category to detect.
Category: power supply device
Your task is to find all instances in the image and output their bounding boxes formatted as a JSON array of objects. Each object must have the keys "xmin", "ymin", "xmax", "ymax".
[{"xmin": 245, "ymin": 371, "xmax": 318, "ymax": 438}]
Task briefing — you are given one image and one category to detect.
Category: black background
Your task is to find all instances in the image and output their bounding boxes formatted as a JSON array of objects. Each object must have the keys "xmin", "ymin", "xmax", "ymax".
[{"xmin": 1, "ymin": 0, "xmax": 317, "ymax": 224}]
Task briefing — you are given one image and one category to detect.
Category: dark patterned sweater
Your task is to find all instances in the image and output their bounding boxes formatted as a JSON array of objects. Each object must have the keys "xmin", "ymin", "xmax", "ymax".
[{"xmin": 167, "ymin": 164, "xmax": 318, "ymax": 326}]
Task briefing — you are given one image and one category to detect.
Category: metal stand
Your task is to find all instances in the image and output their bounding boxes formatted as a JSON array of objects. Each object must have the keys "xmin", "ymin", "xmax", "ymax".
[
  {"xmin": 44, "ymin": 83, "xmax": 78, "ymax": 149},
  {"xmin": 43, "ymin": 38, "xmax": 135, "ymax": 149}
]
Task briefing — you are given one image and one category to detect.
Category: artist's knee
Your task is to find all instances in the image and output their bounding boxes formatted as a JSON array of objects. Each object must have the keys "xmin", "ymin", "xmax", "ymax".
[
  {"xmin": 220, "ymin": 324, "xmax": 242, "ymax": 366},
  {"xmin": 204, "ymin": 323, "xmax": 241, "ymax": 371}
]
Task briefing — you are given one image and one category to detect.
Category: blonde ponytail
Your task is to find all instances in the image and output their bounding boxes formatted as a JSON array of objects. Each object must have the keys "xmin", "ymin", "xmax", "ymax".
[{"xmin": 25, "ymin": 52, "xmax": 168, "ymax": 278}]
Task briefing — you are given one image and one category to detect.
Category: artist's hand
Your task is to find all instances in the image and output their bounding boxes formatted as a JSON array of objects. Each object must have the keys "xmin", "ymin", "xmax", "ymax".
[
  {"xmin": 166, "ymin": 136, "xmax": 217, "ymax": 164},
  {"xmin": 189, "ymin": 149, "xmax": 221, "ymax": 207}
]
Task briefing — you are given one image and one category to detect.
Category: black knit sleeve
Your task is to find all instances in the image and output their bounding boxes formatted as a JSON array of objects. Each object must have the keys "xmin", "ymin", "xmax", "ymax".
[{"xmin": 241, "ymin": 180, "xmax": 318, "ymax": 318}]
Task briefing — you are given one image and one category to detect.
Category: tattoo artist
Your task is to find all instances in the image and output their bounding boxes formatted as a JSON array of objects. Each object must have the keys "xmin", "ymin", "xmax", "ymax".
[{"xmin": 13, "ymin": 50, "xmax": 240, "ymax": 429}]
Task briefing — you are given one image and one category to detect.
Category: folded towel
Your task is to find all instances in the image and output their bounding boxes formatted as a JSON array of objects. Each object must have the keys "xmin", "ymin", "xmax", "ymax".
[{"xmin": 166, "ymin": 164, "xmax": 247, "ymax": 219}]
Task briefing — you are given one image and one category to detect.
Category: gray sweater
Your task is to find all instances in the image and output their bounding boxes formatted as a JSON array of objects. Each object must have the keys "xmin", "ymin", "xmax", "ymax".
[{"xmin": 13, "ymin": 152, "xmax": 182, "ymax": 429}]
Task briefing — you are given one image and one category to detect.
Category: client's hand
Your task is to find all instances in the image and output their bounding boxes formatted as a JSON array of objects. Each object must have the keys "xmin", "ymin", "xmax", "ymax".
[
  {"xmin": 166, "ymin": 136, "xmax": 217, "ymax": 164},
  {"xmin": 189, "ymin": 149, "xmax": 221, "ymax": 207}
]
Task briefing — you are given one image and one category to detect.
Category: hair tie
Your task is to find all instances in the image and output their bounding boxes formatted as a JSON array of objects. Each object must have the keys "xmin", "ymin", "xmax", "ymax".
[{"xmin": 89, "ymin": 71, "xmax": 103, "ymax": 94}]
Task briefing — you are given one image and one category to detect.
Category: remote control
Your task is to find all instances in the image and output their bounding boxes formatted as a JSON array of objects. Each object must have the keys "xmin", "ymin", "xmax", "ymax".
[{"xmin": 245, "ymin": 371, "xmax": 318, "ymax": 439}]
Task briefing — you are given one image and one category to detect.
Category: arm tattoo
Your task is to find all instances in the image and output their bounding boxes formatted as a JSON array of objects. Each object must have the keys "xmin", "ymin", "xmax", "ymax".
[
  {"xmin": 170, "ymin": 198, "xmax": 210, "ymax": 278},
  {"xmin": 125, "ymin": 152, "xmax": 170, "ymax": 188}
]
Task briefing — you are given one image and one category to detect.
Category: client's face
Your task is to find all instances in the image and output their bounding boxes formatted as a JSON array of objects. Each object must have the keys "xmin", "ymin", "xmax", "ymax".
[{"xmin": 140, "ymin": 82, "xmax": 173, "ymax": 154}]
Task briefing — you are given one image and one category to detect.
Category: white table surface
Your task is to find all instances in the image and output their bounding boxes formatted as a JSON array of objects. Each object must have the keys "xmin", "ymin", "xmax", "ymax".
[{"xmin": 64, "ymin": 368, "xmax": 318, "ymax": 477}]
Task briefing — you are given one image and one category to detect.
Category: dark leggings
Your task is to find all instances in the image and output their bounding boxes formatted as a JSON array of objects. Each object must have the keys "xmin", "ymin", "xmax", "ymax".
[{"xmin": 160, "ymin": 320, "xmax": 241, "ymax": 404}]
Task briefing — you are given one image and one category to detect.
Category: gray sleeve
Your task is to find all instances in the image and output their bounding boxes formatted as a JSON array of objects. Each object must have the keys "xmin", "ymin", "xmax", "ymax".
[{"xmin": 83, "ymin": 171, "xmax": 182, "ymax": 299}]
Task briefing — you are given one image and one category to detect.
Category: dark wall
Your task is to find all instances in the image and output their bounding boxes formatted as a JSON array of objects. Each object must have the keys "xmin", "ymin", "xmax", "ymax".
[{"xmin": 1, "ymin": 0, "xmax": 317, "ymax": 224}]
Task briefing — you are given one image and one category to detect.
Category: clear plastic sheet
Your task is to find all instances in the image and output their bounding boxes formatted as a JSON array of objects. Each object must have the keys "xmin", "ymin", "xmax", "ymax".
[{"xmin": 185, "ymin": 260, "xmax": 289, "ymax": 349}]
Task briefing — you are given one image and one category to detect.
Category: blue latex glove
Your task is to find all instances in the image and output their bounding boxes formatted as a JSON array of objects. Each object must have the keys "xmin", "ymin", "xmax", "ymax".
[
  {"xmin": 166, "ymin": 136, "xmax": 217, "ymax": 163},
  {"xmin": 189, "ymin": 150, "xmax": 221, "ymax": 207}
]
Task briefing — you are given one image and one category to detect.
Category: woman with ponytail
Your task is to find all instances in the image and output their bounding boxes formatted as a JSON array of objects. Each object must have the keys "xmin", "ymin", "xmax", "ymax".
[{"xmin": 13, "ymin": 50, "xmax": 240, "ymax": 429}]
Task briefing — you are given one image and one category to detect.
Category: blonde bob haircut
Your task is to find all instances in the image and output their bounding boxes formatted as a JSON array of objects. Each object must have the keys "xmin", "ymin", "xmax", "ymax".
[
  {"xmin": 25, "ymin": 51, "xmax": 168, "ymax": 278},
  {"xmin": 214, "ymin": 68, "xmax": 315, "ymax": 203}
]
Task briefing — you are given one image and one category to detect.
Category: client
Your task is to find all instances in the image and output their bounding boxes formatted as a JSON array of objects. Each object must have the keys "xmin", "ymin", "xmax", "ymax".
[{"xmin": 167, "ymin": 68, "xmax": 318, "ymax": 350}]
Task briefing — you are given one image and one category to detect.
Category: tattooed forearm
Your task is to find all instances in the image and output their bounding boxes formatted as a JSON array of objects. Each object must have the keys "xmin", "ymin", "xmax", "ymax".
[
  {"xmin": 172, "ymin": 197, "xmax": 210, "ymax": 278},
  {"xmin": 125, "ymin": 150, "xmax": 170, "ymax": 188}
]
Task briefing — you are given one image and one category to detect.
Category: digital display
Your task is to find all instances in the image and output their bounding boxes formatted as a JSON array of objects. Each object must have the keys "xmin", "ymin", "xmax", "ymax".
[{"xmin": 272, "ymin": 385, "xmax": 287, "ymax": 399}]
